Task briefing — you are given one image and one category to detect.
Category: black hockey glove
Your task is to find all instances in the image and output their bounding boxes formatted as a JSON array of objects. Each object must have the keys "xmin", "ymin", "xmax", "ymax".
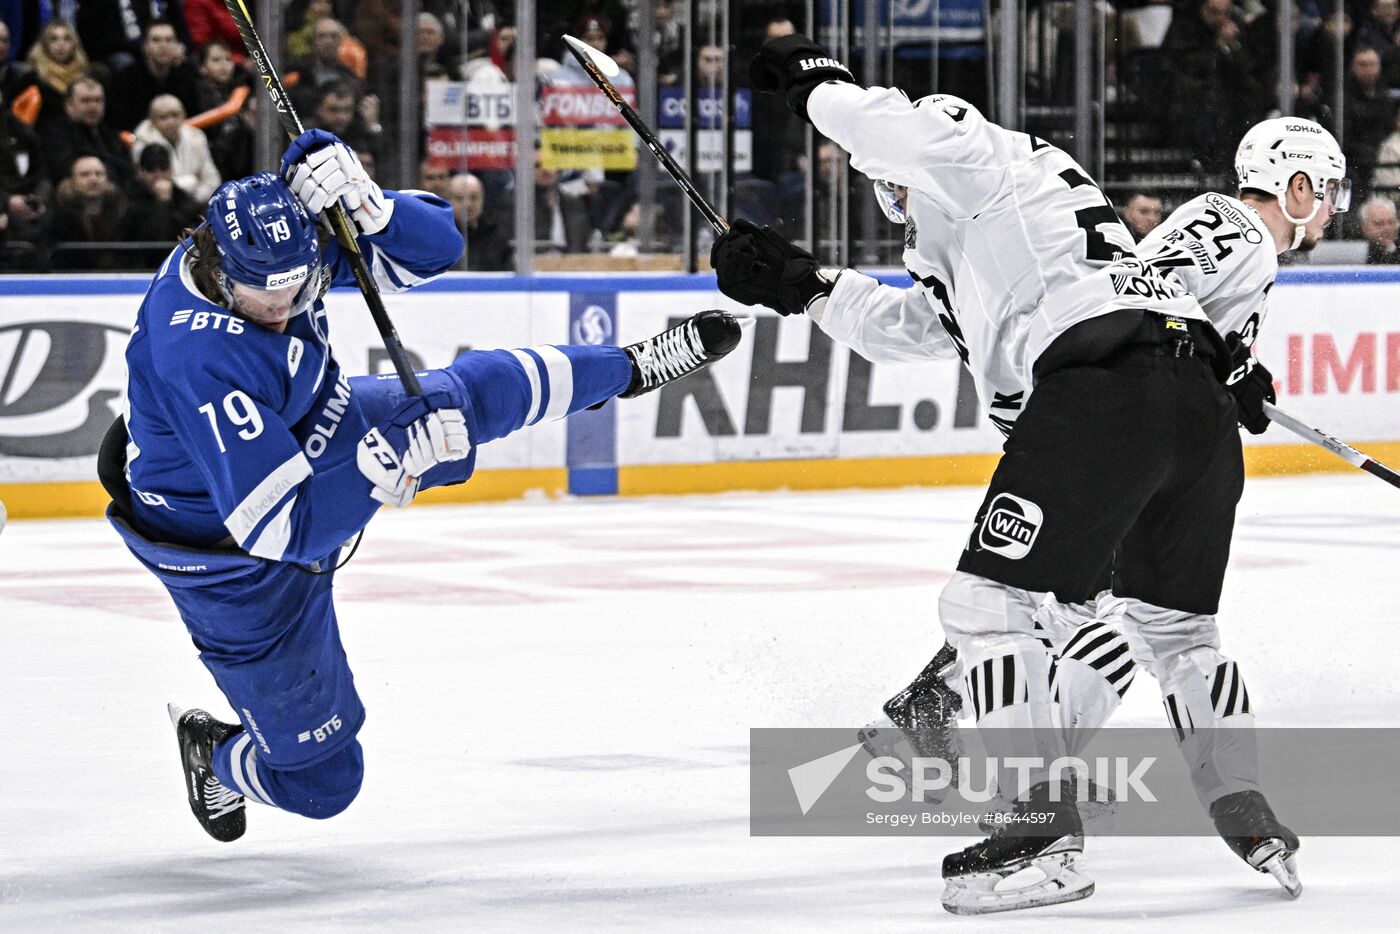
[
  {"xmin": 711, "ymin": 218, "xmax": 841, "ymax": 316},
  {"xmin": 1224, "ymin": 332, "xmax": 1275, "ymax": 435},
  {"xmin": 749, "ymin": 34, "xmax": 856, "ymax": 123}
]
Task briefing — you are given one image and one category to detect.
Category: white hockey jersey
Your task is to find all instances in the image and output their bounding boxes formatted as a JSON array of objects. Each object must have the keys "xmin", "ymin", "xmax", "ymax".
[
  {"xmin": 1135, "ymin": 192, "xmax": 1278, "ymax": 349},
  {"xmin": 805, "ymin": 84, "xmax": 1205, "ymax": 433}
]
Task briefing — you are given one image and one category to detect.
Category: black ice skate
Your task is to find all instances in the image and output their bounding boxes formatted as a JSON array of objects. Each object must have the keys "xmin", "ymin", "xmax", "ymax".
[
  {"xmin": 857, "ymin": 642, "xmax": 963, "ymax": 802},
  {"xmin": 1210, "ymin": 789, "xmax": 1302, "ymax": 897},
  {"xmin": 941, "ymin": 780, "xmax": 1094, "ymax": 915},
  {"xmin": 618, "ymin": 310, "xmax": 741, "ymax": 398},
  {"xmin": 168, "ymin": 704, "xmax": 246, "ymax": 842}
]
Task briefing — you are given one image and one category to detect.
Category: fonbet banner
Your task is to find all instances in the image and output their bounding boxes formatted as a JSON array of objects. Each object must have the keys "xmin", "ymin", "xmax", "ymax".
[{"xmin": 1, "ymin": 273, "xmax": 1397, "ymax": 498}]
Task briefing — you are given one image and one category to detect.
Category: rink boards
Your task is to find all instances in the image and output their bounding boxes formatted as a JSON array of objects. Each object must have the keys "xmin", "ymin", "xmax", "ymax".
[{"xmin": 2, "ymin": 269, "xmax": 1398, "ymax": 518}]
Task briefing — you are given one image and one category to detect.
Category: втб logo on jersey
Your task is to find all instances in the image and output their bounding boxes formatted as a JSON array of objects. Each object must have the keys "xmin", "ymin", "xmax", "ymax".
[
  {"xmin": 979, "ymin": 493, "xmax": 1043, "ymax": 559},
  {"xmin": 0, "ymin": 321, "xmax": 128, "ymax": 457},
  {"xmin": 170, "ymin": 309, "xmax": 246, "ymax": 334}
]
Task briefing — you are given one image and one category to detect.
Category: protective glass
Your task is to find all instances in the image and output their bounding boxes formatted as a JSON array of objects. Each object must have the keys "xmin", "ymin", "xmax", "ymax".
[{"xmin": 873, "ymin": 180, "xmax": 906, "ymax": 224}]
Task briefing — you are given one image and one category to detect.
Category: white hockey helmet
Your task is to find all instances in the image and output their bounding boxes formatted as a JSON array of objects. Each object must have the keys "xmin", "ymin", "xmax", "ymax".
[{"xmin": 1236, "ymin": 117, "xmax": 1350, "ymax": 245}]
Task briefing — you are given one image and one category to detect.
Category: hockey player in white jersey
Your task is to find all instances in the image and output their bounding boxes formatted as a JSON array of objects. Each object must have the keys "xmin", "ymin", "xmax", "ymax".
[{"xmin": 712, "ymin": 35, "xmax": 1315, "ymax": 914}]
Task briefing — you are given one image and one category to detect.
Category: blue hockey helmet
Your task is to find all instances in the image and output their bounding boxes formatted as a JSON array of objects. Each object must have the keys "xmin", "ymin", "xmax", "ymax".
[{"xmin": 206, "ymin": 172, "xmax": 321, "ymax": 314}]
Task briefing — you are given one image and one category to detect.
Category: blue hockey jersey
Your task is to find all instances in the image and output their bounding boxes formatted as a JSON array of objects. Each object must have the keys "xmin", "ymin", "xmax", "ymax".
[{"xmin": 123, "ymin": 190, "xmax": 462, "ymax": 564}]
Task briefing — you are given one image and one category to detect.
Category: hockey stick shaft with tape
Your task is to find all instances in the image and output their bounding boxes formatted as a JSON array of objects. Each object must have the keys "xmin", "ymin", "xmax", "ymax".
[
  {"xmin": 1263, "ymin": 401, "xmax": 1400, "ymax": 488},
  {"xmin": 223, "ymin": 0, "xmax": 422, "ymax": 396},
  {"xmin": 561, "ymin": 35, "xmax": 729, "ymax": 235}
]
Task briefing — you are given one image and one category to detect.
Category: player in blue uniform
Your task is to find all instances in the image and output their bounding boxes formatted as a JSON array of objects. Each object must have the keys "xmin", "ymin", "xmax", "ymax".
[{"xmin": 101, "ymin": 129, "xmax": 740, "ymax": 841}]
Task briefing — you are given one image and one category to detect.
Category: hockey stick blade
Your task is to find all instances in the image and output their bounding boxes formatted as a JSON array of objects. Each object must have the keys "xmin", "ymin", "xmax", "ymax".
[
  {"xmin": 561, "ymin": 35, "xmax": 729, "ymax": 235},
  {"xmin": 1263, "ymin": 401, "xmax": 1400, "ymax": 489},
  {"xmin": 223, "ymin": 0, "xmax": 422, "ymax": 396}
]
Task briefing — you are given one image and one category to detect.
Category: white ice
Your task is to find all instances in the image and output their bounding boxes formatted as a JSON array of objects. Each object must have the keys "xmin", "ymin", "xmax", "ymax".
[{"xmin": 2, "ymin": 475, "xmax": 1396, "ymax": 931}]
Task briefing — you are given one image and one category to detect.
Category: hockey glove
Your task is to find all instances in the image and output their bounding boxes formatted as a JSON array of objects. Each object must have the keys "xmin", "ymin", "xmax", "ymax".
[
  {"xmin": 711, "ymin": 218, "xmax": 843, "ymax": 316},
  {"xmin": 1224, "ymin": 331, "xmax": 1275, "ymax": 435},
  {"xmin": 749, "ymin": 34, "xmax": 856, "ymax": 123},
  {"xmin": 281, "ymin": 129, "xmax": 393, "ymax": 235},
  {"xmin": 357, "ymin": 394, "xmax": 471, "ymax": 508}
]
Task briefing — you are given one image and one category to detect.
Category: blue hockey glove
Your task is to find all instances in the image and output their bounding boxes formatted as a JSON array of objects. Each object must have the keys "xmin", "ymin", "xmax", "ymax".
[
  {"xmin": 357, "ymin": 391, "xmax": 470, "ymax": 508},
  {"xmin": 281, "ymin": 129, "xmax": 392, "ymax": 234}
]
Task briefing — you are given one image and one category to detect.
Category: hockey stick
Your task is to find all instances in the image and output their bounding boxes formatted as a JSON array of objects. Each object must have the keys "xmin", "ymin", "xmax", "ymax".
[
  {"xmin": 1263, "ymin": 401, "xmax": 1400, "ymax": 488},
  {"xmin": 222, "ymin": 0, "xmax": 422, "ymax": 396},
  {"xmin": 561, "ymin": 35, "xmax": 729, "ymax": 235}
]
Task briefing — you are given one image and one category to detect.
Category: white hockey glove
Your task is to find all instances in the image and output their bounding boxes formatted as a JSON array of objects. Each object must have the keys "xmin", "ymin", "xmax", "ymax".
[
  {"xmin": 357, "ymin": 409, "xmax": 470, "ymax": 508},
  {"xmin": 282, "ymin": 131, "xmax": 393, "ymax": 235}
]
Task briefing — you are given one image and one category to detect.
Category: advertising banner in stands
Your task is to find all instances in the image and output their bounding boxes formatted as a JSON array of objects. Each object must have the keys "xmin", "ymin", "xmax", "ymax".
[{"xmin": 656, "ymin": 88, "xmax": 753, "ymax": 173}]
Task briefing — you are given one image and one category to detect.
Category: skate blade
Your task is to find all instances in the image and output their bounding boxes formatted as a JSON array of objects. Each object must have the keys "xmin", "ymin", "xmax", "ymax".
[
  {"xmin": 942, "ymin": 847, "xmax": 1094, "ymax": 915},
  {"xmin": 1254, "ymin": 843, "xmax": 1302, "ymax": 898},
  {"xmin": 167, "ymin": 702, "xmax": 185, "ymax": 729},
  {"xmin": 857, "ymin": 718, "xmax": 913, "ymax": 764}
]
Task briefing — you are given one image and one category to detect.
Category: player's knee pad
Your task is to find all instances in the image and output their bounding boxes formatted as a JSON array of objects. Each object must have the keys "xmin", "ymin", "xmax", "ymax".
[
  {"xmin": 1051, "ymin": 621, "xmax": 1137, "ymax": 743},
  {"xmin": 939, "ymin": 573, "xmax": 1057, "ymax": 736},
  {"xmin": 1157, "ymin": 645, "xmax": 1255, "ymax": 737},
  {"xmin": 264, "ymin": 741, "xmax": 365, "ymax": 820},
  {"xmin": 1118, "ymin": 597, "xmax": 1221, "ymax": 681}
]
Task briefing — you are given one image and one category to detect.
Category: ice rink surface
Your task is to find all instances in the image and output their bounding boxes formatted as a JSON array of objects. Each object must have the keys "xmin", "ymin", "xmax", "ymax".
[{"xmin": 2, "ymin": 475, "xmax": 1396, "ymax": 932}]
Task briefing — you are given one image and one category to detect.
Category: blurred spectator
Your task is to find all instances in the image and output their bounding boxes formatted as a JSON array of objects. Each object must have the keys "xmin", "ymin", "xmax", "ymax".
[
  {"xmin": 25, "ymin": 20, "xmax": 103, "ymax": 129},
  {"xmin": 418, "ymin": 159, "xmax": 453, "ymax": 199},
  {"xmin": 1121, "ymin": 190, "xmax": 1165, "ymax": 241},
  {"xmin": 696, "ymin": 44, "xmax": 725, "ymax": 87},
  {"xmin": 418, "ymin": 12, "xmax": 458, "ymax": 78},
  {"xmin": 533, "ymin": 153, "xmax": 593, "ymax": 253},
  {"xmin": 449, "ymin": 172, "xmax": 512, "ymax": 271},
  {"xmin": 286, "ymin": 0, "xmax": 368, "ymax": 78},
  {"xmin": 120, "ymin": 144, "xmax": 203, "ymax": 263},
  {"xmin": 1356, "ymin": 0, "xmax": 1400, "ymax": 77},
  {"xmin": 108, "ymin": 19, "xmax": 202, "ymax": 133},
  {"xmin": 751, "ymin": 14, "xmax": 805, "ymax": 183},
  {"xmin": 195, "ymin": 40, "xmax": 249, "ymax": 114},
  {"xmin": 0, "ymin": 21, "xmax": 36, "ymax": 106},
  {"xmin": 302, "ymin": 80, "xmax": 378, "ymax": 156},
  {"xmin": 287, "ymin": 18, "xmax": 363, "ymax": 114},
  {"xmin": 206, "ymin": 75, "xmax": 257, "ymax": 182},
  {"xmin": 1343, "ymin": 45, "xmax": 1394, "ymax": 208},
  {"xmin": 39, "ymin": 77, "xmax": 134, "ymax": 188},
  {"xmin": 0, "ymin": 105, "xmax": 49, "ymax": 248},
  {"xmin": 45, "ymin": 154, "xmax": 128, "ymax": 270},
  {"xmin": 132, "ymin": 94, "xmax": 222, "ymax": 202},
  {"xmin": 635, "ymin": 0, "xmax": 684, "ymax": 84},
  {"xmin": 75, "ymin": 2, "xmax": 190, "ymax": 75},
  {"xmin": 552, "ymin": 14, "xmax": 635, "ymax": 88},
  {"xmin": 182, "ymin": 0, "xmax": 247, "ymax": 65},
  {"xmin": 308, "ymin": 80, "xmax": 379, "ymax": 157},
  {"xmin": 1297, "ymin": 4, "xmax": 1354, "ymax": 103},
  {"xmin": 1371, "ymin": 105, "xmax": 1400, "ymax": 197},
  {"xmin": 1163, "ymin": 0, "xmax": 1268, "ymax": 176},
  {"xmin": 353, "ymin": 0, "xmax": 403, "ymax": 84},
  {"xmin": 1360, "ymin": 195, "xmax": 1400, "ymax": 262}
]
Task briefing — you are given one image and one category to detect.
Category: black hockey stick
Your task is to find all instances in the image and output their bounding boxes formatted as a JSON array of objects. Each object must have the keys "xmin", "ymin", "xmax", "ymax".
[
  {"xmin": 223, "ymin": 0, "xmax": 422, "ymax": 396},
  {"xmin": 561, "ymin": 35, "xmax": 729, "ymax": 235},
  {"xmin": 1263, "ymin": 401, "xmax": 1400, "ymax": 488}
]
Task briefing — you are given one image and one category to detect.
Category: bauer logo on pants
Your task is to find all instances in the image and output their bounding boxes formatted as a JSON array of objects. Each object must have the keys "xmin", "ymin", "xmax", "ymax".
[{"xmin": 979, "ymin": 493, "xmax": 1043, "ymax": 559}]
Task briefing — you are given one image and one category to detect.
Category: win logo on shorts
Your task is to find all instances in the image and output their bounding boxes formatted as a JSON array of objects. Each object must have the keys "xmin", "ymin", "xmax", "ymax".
[{"xmin": 978, "ymin": 493, "xmax": 1043, "ymax": 559}]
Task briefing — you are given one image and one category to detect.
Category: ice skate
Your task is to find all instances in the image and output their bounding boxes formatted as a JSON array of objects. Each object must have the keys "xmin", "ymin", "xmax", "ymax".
[
  {"xmin": 941, "ymin": 781, "xmax": 1094, "ymax": 915},
  {"xmin": 1210, "ymin": 789, "xmax": 1301, "ymax": 897},
  {"xmin": 975, "ymin": 775, "xmax": 1119, "ymax": 834},
  {"xmin": 618, "ymin": 310, "xmax": 741, "ymax": 398},
  {"xmin": 857, "ymin": 643, "xmax": 963, "ymax": 800},
  {"xmin": 169, "ymin": 704, "xmax": 246, "ymax": 842}
]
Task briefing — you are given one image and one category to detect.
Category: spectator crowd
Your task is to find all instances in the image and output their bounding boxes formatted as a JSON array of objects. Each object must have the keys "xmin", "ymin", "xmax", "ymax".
[{"xmin": 6, "ymin": 1, "xmax": 1400, "ymax": 271}]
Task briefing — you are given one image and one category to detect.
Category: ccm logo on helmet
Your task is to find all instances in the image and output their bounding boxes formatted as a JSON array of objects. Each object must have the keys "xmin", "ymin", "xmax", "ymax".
[
  {"xmin": 978, "ymin": 493, "xmax": 1043, "ymax": 560},
  {"xmin": 265, "ymin": 265, "xmax": 310, "ymax": 289}
]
